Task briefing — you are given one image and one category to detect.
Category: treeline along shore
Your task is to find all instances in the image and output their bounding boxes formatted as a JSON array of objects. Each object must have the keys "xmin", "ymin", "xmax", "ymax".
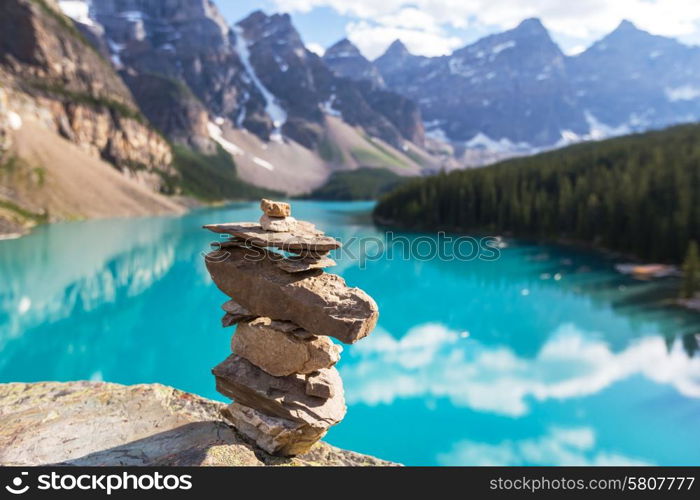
[{"xmin": 374, "ymin": 123, "xmax": 700, "ymax": 264}]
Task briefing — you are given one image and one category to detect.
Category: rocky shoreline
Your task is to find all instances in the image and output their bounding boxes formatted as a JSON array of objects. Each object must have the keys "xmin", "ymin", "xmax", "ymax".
[{"xmin": 0, "ymin": 381, "xmax": 396, "ymax": 466}]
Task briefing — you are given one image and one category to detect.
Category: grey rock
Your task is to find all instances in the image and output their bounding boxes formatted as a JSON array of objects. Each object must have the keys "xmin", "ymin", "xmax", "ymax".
[
  {"xmin": 276, "ymin": 255, "xmax": 336, "ymax": 273},
  {"xmin": 231, "ymin": 317, "xmax": 341, "ymax": 376},
  {"xmin": 305, "ymin": 368, "xmax": 340, "ymax": 399},
  {"xmin": 221, "ymin": 299, "xmax": 257, "ymax": 327},
  {"xmin": 205, "ymin": 246, "xmax": 378, "ymax": 344},
  {"xmin": 212, "ymin": 354, "xmax": 346, "ymax": 429},
  {"xmin": 0, "ymin": 382, "xmax": 395, "ymax": 466},
  {"xmin": 222, "ymin": 299, "xmax": 253, "ymax": 315},
  {"xmin": 203, "ymin": 221, "xmax": 340, "ymax": 253},
  {"xmin": 211, "ymin": 239, "xmax": 247, "ymax": 250},
  {"xmin": 260, "ymin": 214, "xmax": 296, "ymax": 232},
  {"xmin": 222, "ymin": 403, "xmax": 327, "ymax": 456}
]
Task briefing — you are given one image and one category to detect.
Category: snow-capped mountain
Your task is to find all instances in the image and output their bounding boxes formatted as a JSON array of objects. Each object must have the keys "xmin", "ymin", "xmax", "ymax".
[
  {"xmin": 372, "ymin": 18, "xmax": 700, "ymax": 160},
  {"xmin": 567, "ymin": 20, "xmax": 700, "ymax": 136},
  {"xmin": 54, "ymin": 0, "xmax": 700, "ymax": 167},
  {"xmin": 70, "ymin": 1, "xmax": 425, "ymax": 155},
  {"xmin": 377, "ymin": 18, "xmax": 587, "ymax": 150}
]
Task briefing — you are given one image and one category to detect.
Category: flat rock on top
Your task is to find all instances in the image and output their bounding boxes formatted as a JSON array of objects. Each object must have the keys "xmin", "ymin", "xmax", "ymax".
[
  {"xmin": 213, "ymin": 355, "xmax": 346, "ymax": 429},
  {"xmin": 205, "ymin": 246, "xmax": 378, "ymax": 344},
  {"xmin": 0, "ymin": 382, "xmax": 394, "ymax": 466},
  {"xmin": 203, "ymin": 221, "xmax": 341, "ymax": 252}
]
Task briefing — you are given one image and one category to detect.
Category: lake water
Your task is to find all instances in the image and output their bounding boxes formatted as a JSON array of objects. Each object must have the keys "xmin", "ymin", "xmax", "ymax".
[{"xmin": 1, "ymin": 201, "xmax": 700, "ymax": 466}]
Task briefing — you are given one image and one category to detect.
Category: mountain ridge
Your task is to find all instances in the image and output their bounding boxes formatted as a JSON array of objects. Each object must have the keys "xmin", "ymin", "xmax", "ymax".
[
  {"xmin": 364, "ymin": 17, "xmax": 700, "ymax": 162},
  {"xmin": 0, "ymin": 0, "xmax": 442, "ymax": 237}
]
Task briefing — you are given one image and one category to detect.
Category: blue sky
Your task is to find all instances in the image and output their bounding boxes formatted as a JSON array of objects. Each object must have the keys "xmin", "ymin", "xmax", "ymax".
[{"xmin": 218, "ymin": 0, "xmax": 700, "ymax": 59}]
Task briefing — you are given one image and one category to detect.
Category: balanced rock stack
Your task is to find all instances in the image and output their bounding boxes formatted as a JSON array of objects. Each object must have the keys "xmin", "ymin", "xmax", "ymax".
[{"xmin": 203, "ymin": 199, "xmax": 378, "ymax": 456}]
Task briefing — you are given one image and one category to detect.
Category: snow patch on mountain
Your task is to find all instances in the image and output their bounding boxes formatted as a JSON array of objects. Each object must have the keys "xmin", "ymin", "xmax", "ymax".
[
  {"xmin": 554, "ymin": 129, "xmax": 583, "ymax": 148},
  {"xmin": 321, "ymin": 95, "xmax": 341, "ymax": 117},
  {"xmin": 466, "ymin": 132, "xmax": 532, "ymax": 153},
  {"xmin": 252, "ymin": 156, "xmax": 275, "ymax": 171},
  {"xmin": 7, "ymin": 111, "xmax": 22, "ymax": 131},
  {"xmin": 106, "ymin": 39, "xmax": 124, "ymax": 68},
  {"xmin": 58, "ymin": 0, "xmax": 93, "ymax": 26},
  {"xmin": 584, "ymin": 111, "xmax": 631, "ymax": 139},
  {"xmin": 424, "ymin": 121, "xmax": 450, "ymax": 143},
  {"xmin": 120, "ymin": 10, "xmax": 145, "ymax": 22},
  {"xmin": 492, "ymin": 40, "xmax": 516, "ymax": 56},
  {"xmin": 207, "ymin": 121, "xmax": 244, "ymax": 156},
  {"xmin": 233, "ymin": 25, "xmax": 287, "ymax": 134}
]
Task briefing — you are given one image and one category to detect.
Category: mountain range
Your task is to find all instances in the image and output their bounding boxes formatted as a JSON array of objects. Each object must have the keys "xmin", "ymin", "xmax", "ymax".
[
  {"xmin": 3, "ymin": 0, "xmax": 700, "ymax": 235},
  {"xmin": 332, "ymin": 18, "xmax": 700, "ymax": 163},
  {"xmin": 0, "ymin": 0, "xmax": 438, "ymax": 230}
]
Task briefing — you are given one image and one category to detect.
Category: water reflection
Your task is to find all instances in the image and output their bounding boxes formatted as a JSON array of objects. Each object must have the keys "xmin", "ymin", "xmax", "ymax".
[
  {"xmin": 437, "ymin": 427, "xmax": 649, "ymax": 466},
  {"xmin": 342, "ymin": 322, "xmax": 700, "ymax": 416},
  {"xmin": 0, "ymin": 217, "xmax": 179, "ymax": 349}
]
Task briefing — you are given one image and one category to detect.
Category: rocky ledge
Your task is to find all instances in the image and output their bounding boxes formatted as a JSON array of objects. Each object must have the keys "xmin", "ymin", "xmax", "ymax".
[{"xmin": 0, "ymin": 381, "xmax": 396, "ymax": 466}]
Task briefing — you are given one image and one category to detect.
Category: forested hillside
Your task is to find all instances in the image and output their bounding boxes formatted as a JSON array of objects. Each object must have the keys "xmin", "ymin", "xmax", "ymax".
[
  {"xmin": 374, "ymin": 124, "xmax": 700, "ymax": 263},
  {"xmin": 306, "ymin": 168, "xmax": 408, "ymax": 200}
]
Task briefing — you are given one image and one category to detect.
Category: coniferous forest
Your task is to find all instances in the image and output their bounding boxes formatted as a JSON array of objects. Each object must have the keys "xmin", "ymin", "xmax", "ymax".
[{"xmin": 374, "ymin": 123, "xmax": 700, "ymax": 263}]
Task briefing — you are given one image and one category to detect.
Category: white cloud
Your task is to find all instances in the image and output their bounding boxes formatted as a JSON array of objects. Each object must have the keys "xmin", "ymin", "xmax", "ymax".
[
  {"xmin": 341, "ymin": 322, "xmax": 700, "ymax": 416},
  {"xmin": 346, "ymin": 20, "xmax": 463, "ymax": 58},
  {"xmin": 306, "ymin": 42, "xmax": 325, "ymax": 56},
  {"xmin": 272, "ymin": 0, "xmax": 700, "ymax": 57},
  {"xmin": 437, "ymin": 427, "xmax": 650, "ymax": 466},
  {"xmin": 566, "ymin": 44, "xmax": 588, "ymax": 56},
  {"xmin": 376, "ymin": 6, "xmax": 440, "ymax": 31},
  {"xmin": 665, "ymin": 84, "xmax": 700, "ymax": 101},
  {"xmin": 352, "ymin": 322, "xmax": 459, "ymax": 368}
]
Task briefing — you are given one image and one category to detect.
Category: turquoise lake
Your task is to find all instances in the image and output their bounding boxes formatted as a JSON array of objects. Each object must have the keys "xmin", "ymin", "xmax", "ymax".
[{"xmin": 1, "ymin": 201, "xmax": 700, "ymax": 465}]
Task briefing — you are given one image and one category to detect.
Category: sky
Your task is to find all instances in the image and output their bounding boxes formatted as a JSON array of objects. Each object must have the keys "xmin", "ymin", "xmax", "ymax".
[{"xmin": 218, "ymin": 0, "xmax": 700, "ymax": 59}]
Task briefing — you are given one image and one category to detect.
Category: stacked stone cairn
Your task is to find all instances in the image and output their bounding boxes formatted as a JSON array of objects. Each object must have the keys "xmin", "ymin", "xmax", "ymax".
[{"xmin": 203, "ymin": 199, "xmax": 379, "ymax": 456}]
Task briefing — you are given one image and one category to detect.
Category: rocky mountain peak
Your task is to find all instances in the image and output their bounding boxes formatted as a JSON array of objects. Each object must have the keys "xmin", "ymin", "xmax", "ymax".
[
  {"xmin": 89, "ymin": 0, "xmax": 274, "ymax": 144},
  {"xmin": 567, "ymin": 16, "xmax": 700, "ymax": 134},
  {"xmin": 376, "ymin": 11, "xmax": 586, "ymax": 149},
  {"xmin": 383, "ymin": 39, "xmax": 410, "ymax": 58},
  {"xmin": 0, "ymin": 0, "xmax": 174, "ymax": 185},
  {"xmin": 576, "ymin": 17, "xmax": 686, "ymax": 62},
  {"xmin": 611, "ymin": 19, "xmax": 640, "ymax": 35},
  {"xmin": 513, "ymin": 17, "xmax": 548, "ymax": 36},
  {"xmin": 487, "ymin": 17, "xmax": 559, "ymax": 54},
  {"xmin": 323, "ymin": 38, "xmax": 385, "ymax": 88},
  {"xmin": 582, "ymin": 19, "xmax": 692, "ymax": 62},
  {"xmin": 374, "ymin": 39, "xmax": 420, "ymax": 79},
  {"xmin": 237, "ymin": 10, "xmax": 303, "ymax": 50},
  {"xmin": 450, "ymin": 15, "xmax": 564, "ymax": 76},
  {"xmin": 325, "ymin": 38, "xmax": 362, "ymax": 58},
  {"xmin": 594, "ymin": 19, "xmax": 660, "ymax": 47}
]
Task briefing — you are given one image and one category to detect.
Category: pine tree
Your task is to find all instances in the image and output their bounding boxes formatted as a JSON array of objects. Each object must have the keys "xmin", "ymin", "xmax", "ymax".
[
  {"xmin": 681, "ymin": 241, "xmax": 700, "ymax": 299},
  {"xmin": 373, "ymin": 123, "xmax": 700, "ymax": 264}
]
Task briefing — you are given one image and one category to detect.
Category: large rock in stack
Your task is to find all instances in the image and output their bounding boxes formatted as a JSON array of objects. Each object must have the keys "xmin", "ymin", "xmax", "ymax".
[{"xmin": 203, "ymin": 199, "xmax": 378, "ymax": 456}]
